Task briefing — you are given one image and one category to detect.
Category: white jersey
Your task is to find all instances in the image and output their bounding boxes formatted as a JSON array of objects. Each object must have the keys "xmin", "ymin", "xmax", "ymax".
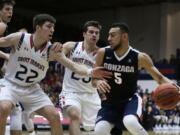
[
  {"xmin": 5, "ymin": 33, "xmax": 50, "ymax": 86},
  {"xmin": 62, "ymin": 42, "xmax": 97, "ymax": 93}
]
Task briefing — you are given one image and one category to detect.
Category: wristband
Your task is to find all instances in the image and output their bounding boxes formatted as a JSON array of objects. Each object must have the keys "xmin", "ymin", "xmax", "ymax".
[{"xmin": 86, "ymin": 68, "xmax": 93, "ymax": 76}]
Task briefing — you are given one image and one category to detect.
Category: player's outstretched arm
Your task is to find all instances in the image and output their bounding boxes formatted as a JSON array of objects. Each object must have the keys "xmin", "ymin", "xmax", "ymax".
[
  {"xmin": 138, "ymin": 52, "xmax": 173, "ymax": 84},
  {"xmin": 0, "ymin": 51, "xmax": 9, "ymax": 60},
  {"xmin": 49, "ymin": 43, "xmax": 112, "ymax": 79},
  {"xmin": 54, "ymin": 52, "xmax": 112, "ymax": 78},
  {"xmin": 0, "ymin": 32, "xmax": 21, "ymax": 48}
]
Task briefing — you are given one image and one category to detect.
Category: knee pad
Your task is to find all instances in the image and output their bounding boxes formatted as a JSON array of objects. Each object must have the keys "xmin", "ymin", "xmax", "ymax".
[
  {"xmin": 123, "ymin": 115, "xmax": 148, "ymax": 135},
  {"xmin": 95, "ymin": 121, "xmax": 113, "ymax": 135},
  {"xmin": 123, "ymin": 115, "xmax": 136, "ymax": 128},
  {"xmin": 22, "ymin": 111, "xmax": 34, "ymax": 131},
  {"xmin": 10, "ymin": 110, "xmax": 22, "ymax": 130}
]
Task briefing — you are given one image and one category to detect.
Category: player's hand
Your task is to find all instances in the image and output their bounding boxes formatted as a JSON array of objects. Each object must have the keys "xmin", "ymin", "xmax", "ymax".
[
  {"xmin": 172, "ymin": 83, "xmax": 180, "ymax": 101},
  {"xmin": 96, "ymin": 79, "xmax": 111, "ymax": 93},
  {"xmin": 49, "ymin": 42, "xmax": 64, "ymax": 61},
  {"xmin": 92, "ymin": 67, "xmax": 112, "ymax": 79},
  {"xmin": 51, "ymin": 42, "xmax": 63, "ymax": 53}
]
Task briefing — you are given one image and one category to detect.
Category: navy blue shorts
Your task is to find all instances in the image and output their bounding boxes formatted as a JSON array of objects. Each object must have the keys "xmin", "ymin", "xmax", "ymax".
[{"xmin": 96, "ymin": 94, "xmax": 142, "ymax": 130}]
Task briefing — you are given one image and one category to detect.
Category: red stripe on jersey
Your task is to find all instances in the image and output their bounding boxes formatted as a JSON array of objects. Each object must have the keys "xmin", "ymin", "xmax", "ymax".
[
  {"xmin": 82, "ymin": 42, "xmax": 85, "ymax": 51},
  {"xmin": 30, "ymin": 34, "xmax": 33, "ymax": 49},
  {"xmin": 92, "ymin": 47, "xmax": 99, "ymax": 56},
  {"xmin": 30, "ymin": 34, "xmax": 47, "ymax": 53}
]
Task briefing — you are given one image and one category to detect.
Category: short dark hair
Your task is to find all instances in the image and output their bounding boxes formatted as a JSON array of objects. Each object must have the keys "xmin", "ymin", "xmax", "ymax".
[
  {"xmin": 33, "ymin": 14, "xmax": 56, "ymax": 31},
  {"xmin": 0, "ymin": 0, "xmax": 15, "ymax": 10},
  {"xmin": 110, "ymin": 23, "xmax": 130, "ymax": 34},
  {"xmin": 82, "ymin": 20, "xmax": 102, "ymax": 32}
]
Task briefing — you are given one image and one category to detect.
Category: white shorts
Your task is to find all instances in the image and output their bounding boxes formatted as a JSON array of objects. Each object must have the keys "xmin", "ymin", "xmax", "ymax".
[
  {"xmin": 0, "ymin": 78, "xmax": 5, "ymax": 88},
  {"xmin": 60, "ymin": 90, "xmax": 101, "ymax": 130},
  {"xmin": 0, "ymin": 79, "xmax": 53, "ymax": 116}
]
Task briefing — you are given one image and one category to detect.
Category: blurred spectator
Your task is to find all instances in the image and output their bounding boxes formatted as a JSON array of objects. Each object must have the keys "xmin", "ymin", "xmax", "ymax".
[{"xmin": 169, "ymin": 54, "xmax": 176, "ymax": 65}]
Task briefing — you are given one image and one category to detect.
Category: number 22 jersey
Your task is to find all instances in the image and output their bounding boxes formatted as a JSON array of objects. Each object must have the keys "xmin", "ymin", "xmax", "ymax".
[{"xmin": 5, "ymin": 33, "xmax": 51, "ymax": 86}]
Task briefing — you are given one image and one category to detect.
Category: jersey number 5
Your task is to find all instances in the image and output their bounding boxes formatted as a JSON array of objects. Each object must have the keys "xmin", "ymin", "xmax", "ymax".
[
  {"xmin": 15, "ymin": 64, "xmax": 38, "ymax": 83},
  {"xmin": 114, "ymin": 72, "xmax": 122, "ymax": 85}
]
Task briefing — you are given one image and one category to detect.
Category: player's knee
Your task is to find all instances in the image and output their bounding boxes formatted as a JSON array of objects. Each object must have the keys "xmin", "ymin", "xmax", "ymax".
[
  {"xmin": 67, "ymin": 108, "xmax": 80, "ymax": 120},
  {"xmin": 48, "ymin": 111, "xmax": 60, "ymax": 123},
  {"xmin": 0, "ymin": 102, "xmax": 12, "ymax": 117},
  {"xmin": 123, "ymin": 115, "xmax": 137, "ymax": 128}
]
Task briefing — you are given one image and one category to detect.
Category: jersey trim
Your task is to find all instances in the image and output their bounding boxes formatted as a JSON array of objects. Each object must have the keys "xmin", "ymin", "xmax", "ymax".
[
  {"xmin": 30, "ymin": 34, "xmax": 47, "ymax": 53},
  {"xmin": 114, "ymin": 46, "xmax": 131, "ymax": 61},
  {"xmin": 71, "ymin": 42, "xmax": 79, "ymax": 53},
  {"xmin": 17, "ymin": 33, "xmax": 25, "ymax": 50}
]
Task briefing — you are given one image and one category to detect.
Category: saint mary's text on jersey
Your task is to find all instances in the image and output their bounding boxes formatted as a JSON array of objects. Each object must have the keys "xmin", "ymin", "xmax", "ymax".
[
  {"xmin": 72, "ymin": 57, "xmax": 94, "ymax": 67},
  {"xmin": 18, "ymin": 56, "xmax": 45, "ymax": 71}
]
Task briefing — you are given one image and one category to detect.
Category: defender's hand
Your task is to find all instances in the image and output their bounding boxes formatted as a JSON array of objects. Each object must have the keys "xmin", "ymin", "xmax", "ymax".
[
  {"xmin": 51, "ymin": 42, "xmax": 63, "ymax": 53},
  {"xmin": 92, "ymin": 67, "xmax": 112, "ymax": 79}
]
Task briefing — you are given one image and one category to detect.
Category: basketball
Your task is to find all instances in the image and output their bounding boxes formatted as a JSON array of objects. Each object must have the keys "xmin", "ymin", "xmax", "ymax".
[{"xmin": 152, "ymin": 83, "xmax": 180, "ymax": 110}]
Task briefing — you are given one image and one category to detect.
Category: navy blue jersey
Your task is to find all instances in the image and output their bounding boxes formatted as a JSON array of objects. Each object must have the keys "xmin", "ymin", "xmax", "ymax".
[
  {"xmin": 0, "ymin": 25, "xmax": 11, "ymax": 73},
  {"xmin": 102, "ymin": 46, "xmax": 139, "ymax": 104}
]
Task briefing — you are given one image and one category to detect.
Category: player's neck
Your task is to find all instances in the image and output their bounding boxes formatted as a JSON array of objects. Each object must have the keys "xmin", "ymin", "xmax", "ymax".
[
  {"xmin": 83, "ymin": 41, "xmax": 97, "ymax": 53},
  {"xmin": 32, "ymin": 34, "xmax": 47, "ymax": 50},
  {"xmin": 115, "ymin": 44, "xmax": 129, "ymax": 57}
]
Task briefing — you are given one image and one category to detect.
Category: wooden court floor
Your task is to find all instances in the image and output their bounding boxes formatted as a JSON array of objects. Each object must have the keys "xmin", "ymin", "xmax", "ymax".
[{"xmin": 19, "ymin": 131, "xmax": 162, "ymax": 135}]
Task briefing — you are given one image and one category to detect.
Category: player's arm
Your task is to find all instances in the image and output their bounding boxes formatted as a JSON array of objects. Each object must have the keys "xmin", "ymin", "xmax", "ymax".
[
  {"xmin": 49, "ymin": 42, "xmax": 90, "ymax": 76},
  {"xmin": 0, "ymin": 32, "xmax": 21, "ymax": 48},
  {"xmin": 0, "ymin": 22, "xmax": 7, "ymax": 36},
  {"xmin": 92, "ymin": 48, "xmax": 111, "ymax": 93},
  {"xmin": 138, "ymin": 52, "xmax": 173, "ymax": 84},
  {"xmin": 62, "ymin": 41, "xmax": 76, "ymax": 55},
  {"xmin": 49, "ymin": 42, "xmax": 112, "ymax": 78},
  {"xmin": 0, "ymin": 51, "xmax": 9, "ymax": 60}
]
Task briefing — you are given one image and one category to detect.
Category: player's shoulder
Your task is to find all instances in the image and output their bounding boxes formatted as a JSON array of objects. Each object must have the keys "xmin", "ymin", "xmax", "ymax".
[
  {"xmin": 63, "ymin": 41, "xmax": 77, "ymax": 46},
  {"xmin": 97, "ymin": 46, "xmax": 106, "ymax": 53},
  {"xmin": 0, "ymin": 22, "xmax": 7, "ymax": 36},
  {"xmin": 63, "ymin": 41, "xmax": 80, "ymax": 50},
  {"xmin": 138, "ymin": 52, "xmax": 149, "ymax": 59},
  {"xmin": 138, "ymin": 51, "xmax": 153, "ymax": 67},
  {"xmin": 63, "ymin": 41, "xmax": 81, "ymax": 54}
]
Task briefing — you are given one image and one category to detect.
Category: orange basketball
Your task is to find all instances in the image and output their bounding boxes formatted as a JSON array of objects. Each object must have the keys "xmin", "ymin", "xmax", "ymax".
[{"xmin": 152, "ymin": 83, "xmax": 180, "ymax": 110}]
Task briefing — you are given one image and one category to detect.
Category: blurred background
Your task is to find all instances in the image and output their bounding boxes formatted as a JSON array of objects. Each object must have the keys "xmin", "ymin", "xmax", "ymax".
[{"xmin": 5, "ymin": 0, "xmax": 180, "ymax": 134}]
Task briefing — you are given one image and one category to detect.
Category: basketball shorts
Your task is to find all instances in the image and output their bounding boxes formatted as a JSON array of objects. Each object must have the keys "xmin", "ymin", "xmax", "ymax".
[
  {"xmin": 96, "ymin": 94, "xmax": 142, "ymax": 130},
  {"xmin": 60, "ymin": 90, "xmax": 101, "ymax": 130},
  {"xmin": 0, "ymin": 79, "xmax": 53, "ymax": 116}
]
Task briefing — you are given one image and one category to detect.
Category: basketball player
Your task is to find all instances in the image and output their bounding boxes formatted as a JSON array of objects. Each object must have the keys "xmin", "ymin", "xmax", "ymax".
[
  {"xmin": 0, "ymin": 1, "xmax": 36, "ymax": 135},
  {"xmin": 92, "ymin": 23, "xmax": 178, "ymax": 135},
  {"xmin": 59, "ymin": 20, "xmax": 102, "ymax": 135},
  {"xmin": 0, "ymin": 0, "xmax": 15, "ymax": 77},
  {"xmin": 0, "ymin": 1, "xmax": 25, "ymax": 135},
  {"xmin": 0, "ymin": 13, "xmax": 111, "ymax": 135}
]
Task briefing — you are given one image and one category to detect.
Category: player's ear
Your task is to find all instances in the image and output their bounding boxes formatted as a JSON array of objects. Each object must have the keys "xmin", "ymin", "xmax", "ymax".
[
  {"xmin": 35, "ymin": 25, "xmax": 41, "ymax": 31},
  {"xmin": 122, "ymin": 33, "xmax": 128, "ymax": 40}
]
